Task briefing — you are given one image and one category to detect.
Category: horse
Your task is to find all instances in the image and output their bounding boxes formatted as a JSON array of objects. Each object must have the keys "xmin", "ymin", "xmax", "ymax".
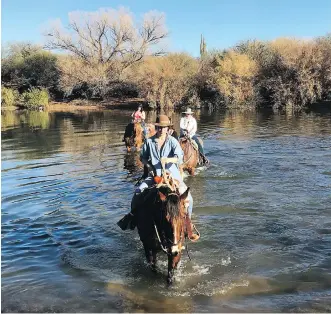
[
  {"xmin": 179, "ymin": 136, "xmax": 204, "ymax": 175},
  {"xmin": 135, "ymin": 179, "xmax": 190, "ymax": 285},
  {"xmin": 123, "ymin": 121, "xmax": 155, "ymax": 152}
]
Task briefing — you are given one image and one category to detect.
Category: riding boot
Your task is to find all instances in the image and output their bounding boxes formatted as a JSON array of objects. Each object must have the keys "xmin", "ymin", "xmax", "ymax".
[
  {"xmin": 117, "ymin": 194, "xmax": 140, "ymax": 231},
  {"xmin": 184, "ymin": 215, "xmax": 200, "ymax": 242},
  {"xmin": 199, "ymin": 152, "xmax": 209, "ymax": 165},
  {"xmin": 202, "ymin": 154, "xmax": 210, "ymax": 165}
]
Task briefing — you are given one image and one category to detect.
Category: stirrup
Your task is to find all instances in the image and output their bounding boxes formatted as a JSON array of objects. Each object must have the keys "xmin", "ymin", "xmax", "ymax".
[
  {"xmin": 189, "ymin": 233, "xmax": 200, "ymax": 242},
  {"xmin": 189, "ymin": 224, "xmax": 200, "ymax": 242}
]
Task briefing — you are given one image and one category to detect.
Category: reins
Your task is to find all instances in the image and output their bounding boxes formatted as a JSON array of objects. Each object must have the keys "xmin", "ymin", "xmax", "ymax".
[
  {"xmin": 153, "ymin": 222, "xmax": 169, "ymax": 255},
  {"xmin": 153, "ymin": 220, "xmax": 186, "ymax": 257}
]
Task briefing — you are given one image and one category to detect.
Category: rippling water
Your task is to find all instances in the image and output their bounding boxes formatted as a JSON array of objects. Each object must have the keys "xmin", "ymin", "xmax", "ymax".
[{"xmin": 2, "ymin": 109, "xmax": 331, "ymax": 312}]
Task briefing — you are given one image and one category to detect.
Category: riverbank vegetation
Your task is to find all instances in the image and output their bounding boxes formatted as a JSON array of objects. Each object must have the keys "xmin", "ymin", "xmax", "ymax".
[{"xmin": 1, "ymin": 8, "xmax": 330, "ymax": 111}]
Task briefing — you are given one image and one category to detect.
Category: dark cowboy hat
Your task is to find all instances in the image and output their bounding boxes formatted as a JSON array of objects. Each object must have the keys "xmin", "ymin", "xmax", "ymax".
[{"xmin": 154, "ymin": 115, "xmax": 173, "ymax": 127}]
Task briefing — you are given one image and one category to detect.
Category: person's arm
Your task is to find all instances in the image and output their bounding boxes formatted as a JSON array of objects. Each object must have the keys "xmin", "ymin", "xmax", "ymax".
[
  {"xmin": 180, "ymin": 117, "xmax": 185, "ymax": 130},
  {"xmin": 180, "ymin": 117, "xmax": 187, "ymax": 136},
  {"xmin": 191, "ymin": 119, "xmax": 197, "ymax": 136},
  {"xmin": 171, "ymin": 138, "xmax": 184, "ymax": 166},
  {"xmin": 140, "ymin": 140, "xmax": 156, "ymax": 176},
  {"xmin": 131, "ymin": 111, "xmax": 135, "ymax": 118},
  {"xmin": 141, "ymin": 111, "xmax": 146, "ymax": 120},
  {"xmin": 140, "ymin": 140, "xmax": 150, "ymax": 165}
]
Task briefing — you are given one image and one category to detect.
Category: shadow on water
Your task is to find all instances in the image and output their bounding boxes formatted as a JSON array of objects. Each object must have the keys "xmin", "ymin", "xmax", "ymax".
[{"xmin": 2, "ymin": 107, "xmax": 331, "ymax": 312}]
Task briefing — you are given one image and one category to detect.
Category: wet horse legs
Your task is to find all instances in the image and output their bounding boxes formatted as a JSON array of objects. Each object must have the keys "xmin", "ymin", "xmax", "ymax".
[
  {"xmin": 167, "ymin": 253, "xmax": 181, "ymax": 285},
  {"xmin": 144, "ymin": 246, "xmax": 157, "ymax": 271}
]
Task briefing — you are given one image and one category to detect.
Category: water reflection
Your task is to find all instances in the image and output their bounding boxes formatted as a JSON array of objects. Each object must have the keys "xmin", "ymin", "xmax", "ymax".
[
  {"xmin": 123, "ymin": 152, "xmax": 143, "ymax": 176},
  {"xmin": 2, "ymin": 110, "xmax": 50, "ymax": 130}
]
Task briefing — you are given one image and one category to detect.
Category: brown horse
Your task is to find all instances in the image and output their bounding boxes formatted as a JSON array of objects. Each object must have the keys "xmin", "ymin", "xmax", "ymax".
[
  {"xmin": 179, "ymin": 136, "xmax": 203, "ymax": 175},
  {"xmin": 134, "ymin": 180, "xmax": 190, "ymax": 284},
  {"xmin": 123, "ymin": 122, "xmax": 155, "ymax": 152}
]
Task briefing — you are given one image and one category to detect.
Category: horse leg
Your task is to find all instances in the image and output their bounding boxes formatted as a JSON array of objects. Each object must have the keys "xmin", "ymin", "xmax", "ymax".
[
  {"xmin": 144, "ymin": 245, "xmax": 157, "ymax": 271},
  {"xmin": 188, "ymin": 167, "xmax": 195, "ymax": 176},
  {"xmin": 151, "ymin": 250, "xmax": 157, "ymax": 272},
  {"xmin": 173, "ymin": 252, "xmax": 181, "ymax": 270},
  {"xmin": 167, "ymin": 253, "xmax": 181, "ymax": 285},
  {"xmin": 167, "ymin": 255, "xmax": 175, "ymax": 285}
]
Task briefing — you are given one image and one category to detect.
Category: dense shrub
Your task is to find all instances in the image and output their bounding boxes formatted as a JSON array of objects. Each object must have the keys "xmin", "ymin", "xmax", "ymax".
[
  {"xmin": 211, "ymin": 51, "xmax": 257, "ymax": 107},
  {"xmin": 21, "ymin": 88, "xmax": 49, "ymax": 109},
  {"xmin": 1, "ymin": 86, "xmax": 18, "ymax": 107},
  {"xmin": 200, "ymin": 35, "xmax": 331, "ymax": 110},
  {"xmin": 1, "ymin": 43, "xmax": 60, "ymax": 95},
  {"xmin": 131, "ymin": 53, "xmax": 198, "ymax": 109}
]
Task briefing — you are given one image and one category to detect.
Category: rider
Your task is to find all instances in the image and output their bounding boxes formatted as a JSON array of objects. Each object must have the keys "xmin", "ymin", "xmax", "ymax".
[
  {"xmin": 118, "ymin": 115, "xmax": 199, "ymax": 241},
  {"xmin": 131, "ymin": 105, "xmax": 147, "ymax": 137},
  {"xmin": 180, "ymin": 108, "xmax": 209, "ymax": 164},
  {"xmin": 131, "ymin": 105, "xmax": 146, "ymax": 122}
]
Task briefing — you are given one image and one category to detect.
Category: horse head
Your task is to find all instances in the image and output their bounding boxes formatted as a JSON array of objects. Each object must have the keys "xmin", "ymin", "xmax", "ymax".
[
  {"xmin": 179, "ymin": 137, "xmax": 199, "ymax": 176},
  {"xmin": 155, "ymin": 184, "xmax": 190, "ymax": 256}
]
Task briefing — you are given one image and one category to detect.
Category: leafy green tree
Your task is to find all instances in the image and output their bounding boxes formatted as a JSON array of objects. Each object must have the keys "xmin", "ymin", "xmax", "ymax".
[{"xmin": 1, "ymin": 43, "xmax": 60, "ymax": 96}]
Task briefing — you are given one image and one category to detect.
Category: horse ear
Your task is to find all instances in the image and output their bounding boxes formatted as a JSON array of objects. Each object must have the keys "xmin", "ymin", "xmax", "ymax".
[
  {"xmin": 158, "ymin": 191, "xmax": 167, "ymax": 201},
  {"xmin": 180, "ymin": 187, "xmax": 190, "ymax": 200}
]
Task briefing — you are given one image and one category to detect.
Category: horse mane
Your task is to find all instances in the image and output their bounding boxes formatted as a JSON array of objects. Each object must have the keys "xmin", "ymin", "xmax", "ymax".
[
  {"xmin": 157, "ymin": 186, "xmax": 181, "ymax": 221},
  {"xmin": 164, "ymin": 193, "xmax": 181, "ymax": 220}
]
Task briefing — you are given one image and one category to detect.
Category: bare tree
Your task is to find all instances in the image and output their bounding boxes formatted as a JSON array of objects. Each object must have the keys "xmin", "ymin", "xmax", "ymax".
[{"xmin": 44, "ymin": 8, "xmax": 167, "ymax": 79}]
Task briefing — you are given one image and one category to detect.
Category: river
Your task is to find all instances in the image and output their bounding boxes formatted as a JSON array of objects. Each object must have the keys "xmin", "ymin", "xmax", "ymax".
[{"xmin": 1, "ymin": 108, "xmax": 331, "ymax": 312}]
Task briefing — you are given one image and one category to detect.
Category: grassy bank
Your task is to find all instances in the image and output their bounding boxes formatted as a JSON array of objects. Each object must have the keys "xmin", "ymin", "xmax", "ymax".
[{"xmin": 47, "ymin": 98, "xmax": 148, "ymax": 111}]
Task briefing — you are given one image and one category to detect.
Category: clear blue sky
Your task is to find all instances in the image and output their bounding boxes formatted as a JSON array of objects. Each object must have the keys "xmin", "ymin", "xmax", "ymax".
[{"xmin": 2, "ymin": 0, "xmax": 331, "ymax": 56}]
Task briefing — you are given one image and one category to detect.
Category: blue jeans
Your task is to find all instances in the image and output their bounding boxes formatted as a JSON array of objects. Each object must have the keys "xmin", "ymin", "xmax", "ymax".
[{"xmin": 191, "ymin": 135, "xmax": 204, "ymax": 155}]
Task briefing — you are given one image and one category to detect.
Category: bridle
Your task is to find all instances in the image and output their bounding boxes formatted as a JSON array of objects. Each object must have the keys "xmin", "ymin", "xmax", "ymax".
[
  {"xmin": 152, "ymin": 158, "xmax": 189, "ymax": 257},
  {"xmin": 153, "ymin": 189, "xmax": 186, "ymax": 256}
]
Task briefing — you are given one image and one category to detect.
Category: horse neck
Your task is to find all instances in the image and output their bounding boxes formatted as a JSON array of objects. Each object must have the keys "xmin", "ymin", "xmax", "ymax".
[{"xmin": 181, "ymin": 138, "xmax": 192, "ymax": 153}]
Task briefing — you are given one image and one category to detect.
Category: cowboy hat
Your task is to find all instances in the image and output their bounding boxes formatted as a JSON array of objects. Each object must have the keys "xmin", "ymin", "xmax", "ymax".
[
  {"xmin": 182, "ymin": 108, "xmax": 194, "ymax": 114},
  {"xmin": 154, "ymin": 115, "xmax": 173, "ymax": 127}
]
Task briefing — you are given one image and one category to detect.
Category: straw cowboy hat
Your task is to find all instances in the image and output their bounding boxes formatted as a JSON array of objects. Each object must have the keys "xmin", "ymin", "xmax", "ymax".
[
  {"xmin": 182, "ymin": 108, "xmax": 194, "ymax": 114},
  {"xmin": 154, "ymin": 115, "xmax": 173, "ymax": 127}
]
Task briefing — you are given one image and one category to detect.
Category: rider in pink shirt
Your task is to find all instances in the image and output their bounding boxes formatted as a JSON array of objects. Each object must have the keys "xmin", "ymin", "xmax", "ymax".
[{"xmin": 131, "ymin": 105, "xmax": 146, "ymax": 123}]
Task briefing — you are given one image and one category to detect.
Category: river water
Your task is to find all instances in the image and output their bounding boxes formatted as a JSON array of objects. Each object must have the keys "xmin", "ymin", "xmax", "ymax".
[{"xmin": 1, "ymin": 108, "xmax": 331, "ymax": 312}]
